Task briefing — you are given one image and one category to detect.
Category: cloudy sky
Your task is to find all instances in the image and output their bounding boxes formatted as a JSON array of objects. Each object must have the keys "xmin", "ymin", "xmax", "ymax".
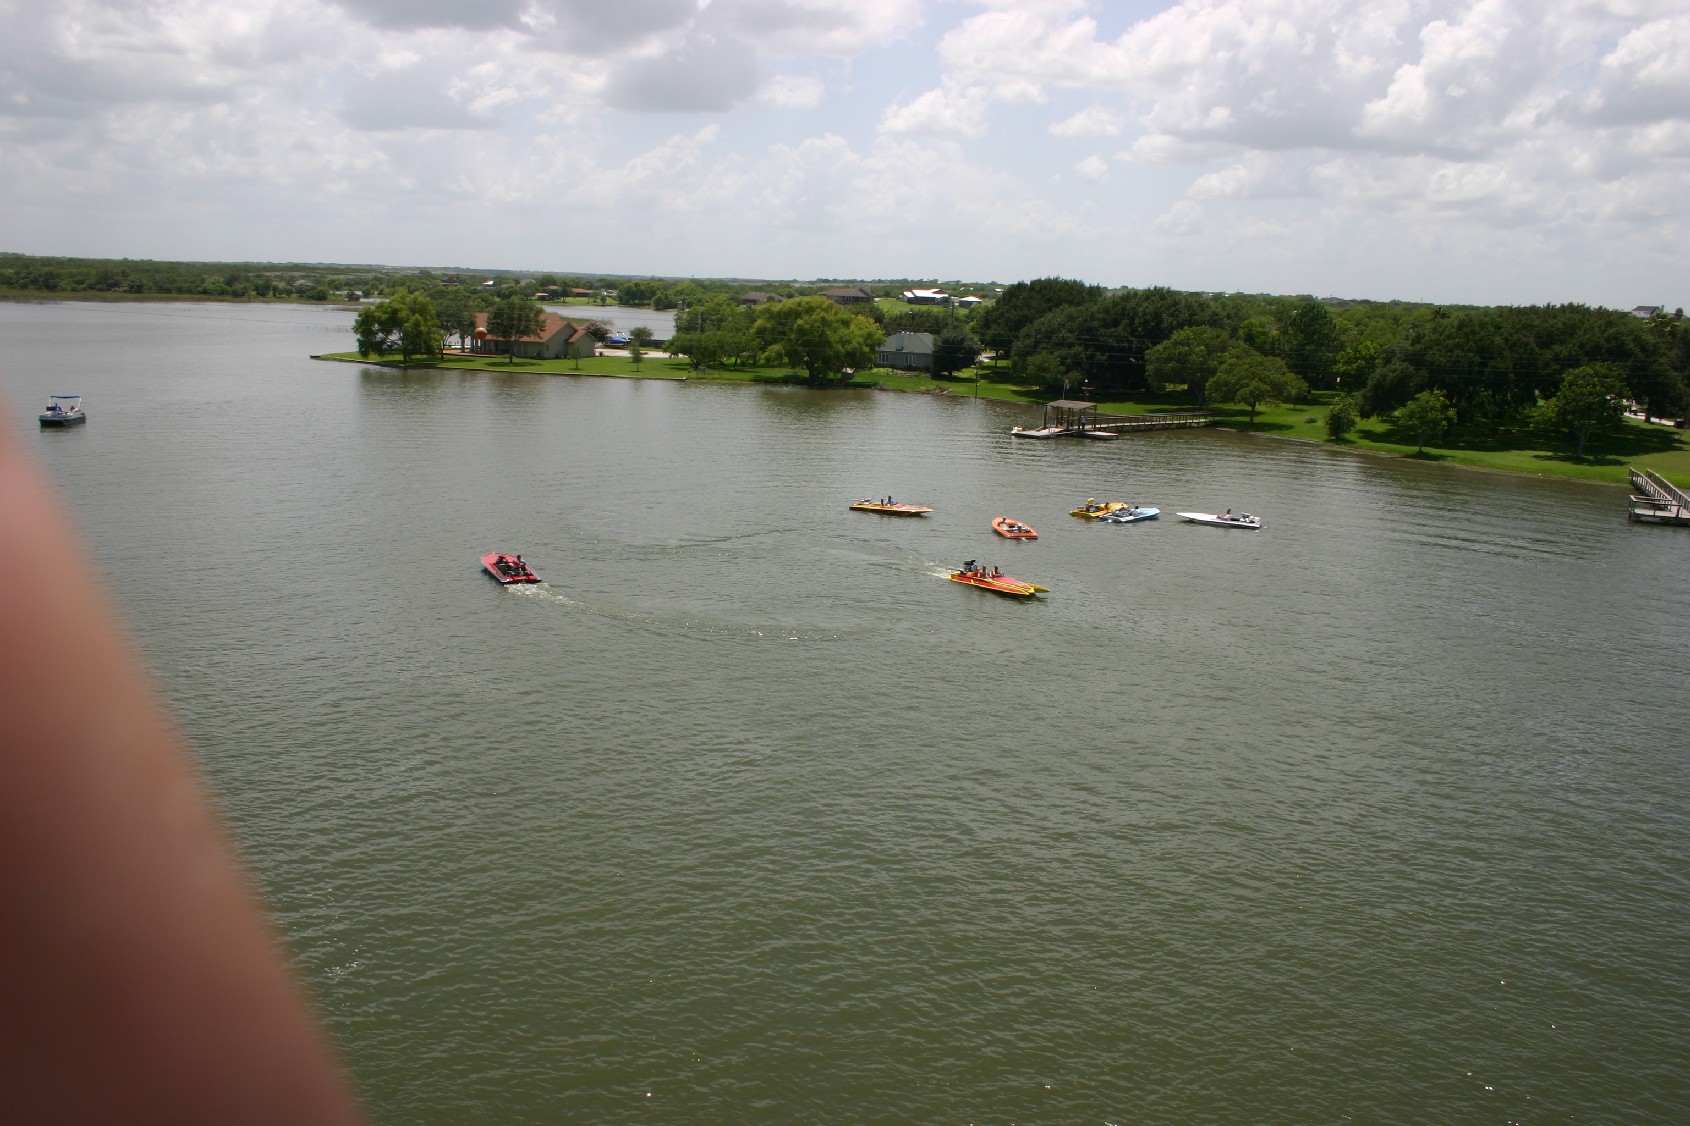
[{"xmin": 2, "ymin": 0, "xmax": 1686, "ymax": 306}]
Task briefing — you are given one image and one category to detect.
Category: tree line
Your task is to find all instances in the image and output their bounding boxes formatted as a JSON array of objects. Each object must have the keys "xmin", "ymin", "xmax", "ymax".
[
  {"xmin": 352, "ymin": 286, "xmax": 986, "ymax": 385},
  {"xmin": 975, "ymin": 277, "xmax": 1689, "ymax": 453}
]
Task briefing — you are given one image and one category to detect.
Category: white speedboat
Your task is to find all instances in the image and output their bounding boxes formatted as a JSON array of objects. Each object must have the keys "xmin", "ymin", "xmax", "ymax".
[
  {"xmin": 39, "ymin": 394, "xmax": 85, "ymax": 426},
  {"xmin": 1178, "ymin": 511, "xmax": 1261, "ymax": 529},
  {"xmin": 1101, "ymin": 505, "xmax": 1158, "ymax": 523}
]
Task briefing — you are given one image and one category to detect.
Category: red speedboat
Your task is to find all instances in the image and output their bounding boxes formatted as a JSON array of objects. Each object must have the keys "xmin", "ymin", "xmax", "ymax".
[{"xmin": 482, "ymin": 552, "xmax": 540, "ymax": 584}]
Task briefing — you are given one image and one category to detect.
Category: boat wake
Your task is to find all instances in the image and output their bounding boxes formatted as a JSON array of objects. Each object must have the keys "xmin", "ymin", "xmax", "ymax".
[{"xmin": 510, "ymin": 582, "xmax": 849, "ymax": 643}]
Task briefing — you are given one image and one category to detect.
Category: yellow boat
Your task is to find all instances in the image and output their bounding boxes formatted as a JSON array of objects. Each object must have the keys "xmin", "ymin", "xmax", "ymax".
[
  {"xmin": 1070, "ymin": 498, "xmax": 1127, "ymax": 519},
  {"xmin": 850, "ymin": 499, "xmax": 932, "ymax": 516}
]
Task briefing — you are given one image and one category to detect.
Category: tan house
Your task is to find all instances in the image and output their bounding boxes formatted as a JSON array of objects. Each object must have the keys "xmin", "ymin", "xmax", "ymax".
[{"xmin": 469, "ymin": 312, "xmax": 596, "ymax": 359}]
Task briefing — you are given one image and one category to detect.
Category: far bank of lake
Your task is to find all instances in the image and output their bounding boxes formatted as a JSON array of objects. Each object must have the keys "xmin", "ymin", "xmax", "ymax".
[{"xmin": 315, "ymin": 347, "xmax": 1690, "ymax": 489}]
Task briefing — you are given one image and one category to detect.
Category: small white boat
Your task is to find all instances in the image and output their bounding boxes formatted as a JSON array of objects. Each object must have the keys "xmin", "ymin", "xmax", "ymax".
[
  {"xmin": 1101, "ymin": 505, "xmax": 1159, "ymax": 523},
  {"xmin": 39, "ymin": 394, "xmax": 86, "ymax": 426},
  {"xmin": 1178, "ymin": 511, "xmax": 1262, "ymax": 529}
]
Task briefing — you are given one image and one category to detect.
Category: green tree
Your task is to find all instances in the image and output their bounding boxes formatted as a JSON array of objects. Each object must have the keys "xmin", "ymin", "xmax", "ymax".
[
  {"xmin": 486, "ymin": 293, "xmax": 543, "ymax": 363},
  {"xmin": 1533, "ymin": 363, "xmax": 1629, "ymax": 457},
  {"xmin": 353, "ymin": 288, "xmax": 438, "ymax": 362},
  {"xmin": 1022, "ymin": 352, "xmax": 1074, "ymax": 396},
  {"xmin": 1237, "ymin": 315, "xmax": 1281, "ymax": 357},
  {"xmin": 974, "ymin": 276, "xmax": 1102, "ymax": 358},
  {"xmin": 628, "ymin": 342, "xmax": 644, "ymax": 371},
  {"xmin": 1145, "ymin": 325, "xmax": 1234, "ymax": 405},
  {"xmin": 931, "ymin": 325, "xmax": 983, "ymax": 378},
  {"xmin": 675, "ymin": 296, "xmax": 752, "ymax": 338},
  {"xmin": 628, "ymin": 325, "xmax": 655, "ymax": 349},
  {"xmin": 1393, "ymin": 389, "xmax": 1457, "ymax": 453},
  {"xmin": 1281, "ymin": 299, "xmax": 1345, "ymax": 388},
  {"xmin": 433, "ymin": 288, "xmax": 479, "ymax": 351},
  {"xmin": 353, "ymin": 304, "xmax": 396, "ymax": 358},
  {"xmin": 1326, "ymin": 392, "xmax": 1360, "ymax": 440},
  {"xmin": 1333, "ymin": 338, "xmax": 1382, "ymax": 389},
  {"xmin": 1012, "ymin": 286, "xmax": 1227, "ymax": 395},
  {"xmin": 752, "ymin": 296, "xmax": 882, "ymax": 384},
  {"xmin": 667, "ymin": 331, "xmax": 719, "ymax": 371},
  {"xmin": 1207, "ymin": 348, "xmax": 1306, "ymax": 423}
]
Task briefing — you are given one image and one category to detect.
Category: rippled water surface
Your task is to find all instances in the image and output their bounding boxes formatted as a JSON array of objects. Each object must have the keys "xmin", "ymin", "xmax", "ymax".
[{"xmin": 6, "ymin": 302, "xmax": 1688, "ymax": 1124}]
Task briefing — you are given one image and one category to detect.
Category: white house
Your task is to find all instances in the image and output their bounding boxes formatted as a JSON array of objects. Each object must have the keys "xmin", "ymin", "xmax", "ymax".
[{"xmin": 902, "ymin": 288, "xmax": 951, "ymax": 305}]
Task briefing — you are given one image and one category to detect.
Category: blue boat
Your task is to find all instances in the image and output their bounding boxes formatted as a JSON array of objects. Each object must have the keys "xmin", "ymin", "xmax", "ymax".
[{"xmin": 1100, "ymin": 504, "xmax": 1158, "ymax": 523}]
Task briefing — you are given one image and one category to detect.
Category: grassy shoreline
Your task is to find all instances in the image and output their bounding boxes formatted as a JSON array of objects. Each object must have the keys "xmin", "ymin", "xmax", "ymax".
[{"xmin": 314, "ymin": 351, "xmax": 1690, "ymax": 488}]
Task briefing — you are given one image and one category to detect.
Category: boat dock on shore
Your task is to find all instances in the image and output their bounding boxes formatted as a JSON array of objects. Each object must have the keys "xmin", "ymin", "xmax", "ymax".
[
  {"xmin": 1011, "ymin": 399, "xmax": 1211, "ymax": 438},
  {"xmin": 1628, "ymin": 467, "xmax": 1690, "ymax": 525}
]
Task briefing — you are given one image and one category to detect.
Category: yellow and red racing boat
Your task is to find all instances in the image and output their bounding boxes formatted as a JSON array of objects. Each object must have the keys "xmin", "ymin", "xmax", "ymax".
[{"xmin": 947, "ymin": 562, "xmax": 1048, "ymax": 597}]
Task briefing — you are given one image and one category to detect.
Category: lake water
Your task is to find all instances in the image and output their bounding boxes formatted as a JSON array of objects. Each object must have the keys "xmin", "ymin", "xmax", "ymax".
[
  {"xmin": 541, "ymin": 303, "xmax": 675, "ymax": 338},
  {"xmin": 5, "ymin": 301, "xmax": 1688, "ymax": 1124}
]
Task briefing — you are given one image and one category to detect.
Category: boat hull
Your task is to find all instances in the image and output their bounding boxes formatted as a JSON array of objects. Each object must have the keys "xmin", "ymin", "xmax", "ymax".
[
  {"xmin": 992, "ymin": 517, "xmax": 1037, "ymax": 539},
  {"xmin": 1071, "ymin": 501, "xmax": 1127, "ymax": 519},
  {"xmin": 39, "ymin": 411, "xmax": 86, "ymax": 426},
  {"xmin": 947, "ymin": 570, "xmax": 1047, "ymax": 597},
  {"xmin": 850, "ymin": 501, "xmax": 932, "ymax": 516},
  {"xmin": 1101, "ymin": 506, "xmax": 1159, "ymax": 523},
  {"xmin": 1177, "ymin": 512, "xmax": 1262, "ymax": 529},
  {"xmin": 481, "ymin": 552, "xmax": 541, "ymax": 583}
]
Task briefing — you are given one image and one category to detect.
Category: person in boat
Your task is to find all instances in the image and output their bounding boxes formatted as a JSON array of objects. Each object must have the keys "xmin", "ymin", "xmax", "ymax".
[
  {"xmin": 1222, "ymin": 508, "xmax": 1233, "ymax": 520},
  {"xmin": 963, "ymin": 559, "xmax": 978, "ymax": 575},
  {"xmin": 991, "ymin": 565, "xmax": 1002, "ymax": 577}
]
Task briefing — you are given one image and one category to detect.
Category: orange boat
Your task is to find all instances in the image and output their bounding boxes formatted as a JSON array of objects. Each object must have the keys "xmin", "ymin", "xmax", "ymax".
[
  {"xmin": 947, "ymin": 562, "xmax": 1048, "ymax": 597},
  {"xmin": 992, "ymin": 516, "xmax": 1037, "ymax": 539}
]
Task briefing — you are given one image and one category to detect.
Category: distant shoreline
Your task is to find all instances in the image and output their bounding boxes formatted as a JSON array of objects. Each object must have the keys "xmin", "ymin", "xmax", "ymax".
[
  {"xmin": 311, "ymin": 350, "xmax": 1687, "ymax": 490},
  {"xmin": 0, "ymin": 291, "xmax": 359, "ymax": 307}
]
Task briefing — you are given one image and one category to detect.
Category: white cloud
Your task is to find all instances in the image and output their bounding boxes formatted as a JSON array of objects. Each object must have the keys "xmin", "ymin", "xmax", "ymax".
[
  {"xmin": 1582, "ymin": 14, "xmax": 1690, "ymax": 124},
  {"xmin": 749, "ymin": 72, "xmax": 828, "ymax": 110},
  {"xmin": 1188, "ymin": 153, "xmax": 1311, "ymax": 200},
  {"xmin": 1050, "ymin": 103, "xmax": 1123, "ymax": 138},
  {"xmin": 1074, "ymin": 153, "xmax": 1110, "ymax": 182},
  {"xmin": 879, "ymin": 83, "xmax": 990, "ymax": 138}
]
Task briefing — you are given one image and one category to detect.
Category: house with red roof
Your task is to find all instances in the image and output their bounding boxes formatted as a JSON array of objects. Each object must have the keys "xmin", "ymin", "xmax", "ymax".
[{"xmin": 468, "ymin": 312, "xmax": 597, "ymax": 359}]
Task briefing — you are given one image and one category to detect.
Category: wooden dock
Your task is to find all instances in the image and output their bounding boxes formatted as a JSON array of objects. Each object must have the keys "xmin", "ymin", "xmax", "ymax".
[
  {"xmin": 1627, "ymin": 467, "xmax": 1690, "ymax": 525},
  {"xmin": 1011, "ymin": 399, "xmax": 1212, "ymax": 438}
]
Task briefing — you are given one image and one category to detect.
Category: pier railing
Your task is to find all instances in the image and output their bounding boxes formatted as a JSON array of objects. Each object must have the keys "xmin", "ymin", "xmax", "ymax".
[
  {"xmin": 1627, "ymin": 467, "xmax": 1690, "ymax": 524},
  {"xmin": 1090, "ymin": 411, "xmax": 1212, "ymax": 431}
]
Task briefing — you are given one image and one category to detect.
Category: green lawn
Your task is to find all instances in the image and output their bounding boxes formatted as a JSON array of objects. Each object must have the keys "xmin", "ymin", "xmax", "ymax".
[
  {"xmin": 315, "ymin": 352, "xmax": 1689, "ymax": 489},
  {"xmin": 1192, "ymin": 392, "xmax": 1690, "ymax": 487}
]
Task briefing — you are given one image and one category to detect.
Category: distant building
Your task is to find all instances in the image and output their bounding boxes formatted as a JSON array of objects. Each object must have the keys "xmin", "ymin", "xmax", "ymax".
[
  {"xmin": 902, "ymin": 288, "xmax": 951, "ymax": 305},
  {"xmin": 1632, "ymin": 305, "xmax": 1664, "ymax": 319},
  {"xmin": 822, "ymin": 286, "xmax": 875, "ymax": 305},
  {"xmin": 953, "ymin": 295, "xmax": 984, "ymax": 309},
  {"xmin": 468, "ymin": 312, "xmax": 596, "ymax": 359},
  {"xmin": 739, "ymin": 291, "xmax": 781, "ymax": 305},
  {"xmin": 877, "ymin": 331, "xmax": 936, "ymax": 371}
]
